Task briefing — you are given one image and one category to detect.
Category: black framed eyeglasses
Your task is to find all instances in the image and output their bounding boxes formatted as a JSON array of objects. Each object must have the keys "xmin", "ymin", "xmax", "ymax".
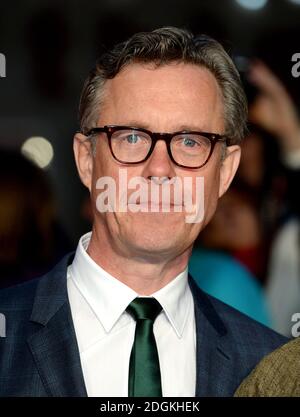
[{"xmin": 84, "ymin": 125, "xmax": 229, "ymax": 169}]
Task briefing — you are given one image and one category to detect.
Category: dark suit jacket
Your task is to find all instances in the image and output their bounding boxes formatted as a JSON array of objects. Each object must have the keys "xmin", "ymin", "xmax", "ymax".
[{"xmin": 0, "ymin": 252, "xmax": 287, "ymax": 397}]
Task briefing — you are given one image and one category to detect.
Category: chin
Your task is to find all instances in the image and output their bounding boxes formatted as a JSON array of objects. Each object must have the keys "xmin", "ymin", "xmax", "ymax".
[
  {"xmin": 131, "ymin": 211, "xmax": 186, "ymax": 231},
  {"xmin": 130, "ymin": 237, "xmax": 181, "ymax": 260},
  {"xmin": 121, "ymin": 217, "xmax": 191, "ymax": 256}
]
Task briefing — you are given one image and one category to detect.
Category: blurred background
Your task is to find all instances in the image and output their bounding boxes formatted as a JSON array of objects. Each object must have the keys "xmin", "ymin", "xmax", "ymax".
[{"xmin": 1, "ymin": 0, "xmax": 300, "ymax": 336}]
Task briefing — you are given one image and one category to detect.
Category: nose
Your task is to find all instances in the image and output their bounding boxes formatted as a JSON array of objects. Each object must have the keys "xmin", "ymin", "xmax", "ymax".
[{"xmin": 142, "ymin": 140, "xmax": 176, "ymax": 180}]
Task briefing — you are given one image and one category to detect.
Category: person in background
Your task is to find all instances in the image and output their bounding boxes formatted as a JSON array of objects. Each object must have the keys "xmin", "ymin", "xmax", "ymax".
[
  {"xmin": 189, "ymin": 244, "xmax": 271, "ymax": 327},
  {"xmin": 266, "ymin": 219, "xmax": 300, "ymax": 336},
  {"xmin": 191, "ymin": 61, "xmax": 300, "ymax": 335},
  {"xmin": 196, "ymin": 123, "xmax": 285, "ymax": 286},
  {"xmin": 248, "ymin": 61, "xmax": 300, "ymax": 337},
  {"xmin": 188, "ymin": 65, "xmax": 287, "ymax": 326},
  {"xmin": 190, "ymin": 180, "xmax": 272, "ymax": 325},
  {"xmin": 0, "ymin": 149, "xmax": 72, "ymax": 289},
  {"xmin": 235, "ymin": 337, "xmax": 300, "ymax": 397}
]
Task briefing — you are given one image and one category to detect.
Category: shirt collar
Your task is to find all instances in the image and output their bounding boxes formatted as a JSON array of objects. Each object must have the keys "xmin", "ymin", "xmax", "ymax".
[
  {"xmin": 70, "ymin": 232, "xmax": 190, "ymax": 337},
  {"xmin": 151, "ymin": 269, "xmax": 190, "ymax": 338}
]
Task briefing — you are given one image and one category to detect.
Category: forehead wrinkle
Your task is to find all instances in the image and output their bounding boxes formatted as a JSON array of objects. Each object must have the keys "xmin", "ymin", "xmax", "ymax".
[{"xmin": 98, "ymin": 63, "xmax": 225, "ymax": 132}]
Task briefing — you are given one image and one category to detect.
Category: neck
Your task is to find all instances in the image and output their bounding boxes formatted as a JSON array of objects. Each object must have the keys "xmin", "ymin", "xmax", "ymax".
[{"xmin": 86, "ymin": 227, "xmax": 192, "ymax": 295}]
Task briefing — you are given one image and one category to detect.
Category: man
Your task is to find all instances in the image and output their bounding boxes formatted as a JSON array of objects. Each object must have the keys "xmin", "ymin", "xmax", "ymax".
[
  {"xmin": 235, "ymin": 338, "xmax": 300, "ymax": 396},
  {"xmin": 0, "ymin": 27, "xmax": 287, "ymax": 397}
]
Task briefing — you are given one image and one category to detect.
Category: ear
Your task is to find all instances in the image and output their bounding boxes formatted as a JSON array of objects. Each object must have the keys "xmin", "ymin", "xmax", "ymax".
[
  {"xmin": 73, "ymin": 133, "xmax": 93, "ymax": 192},
  {"xmin": 218, "ymin": 145, "xmax": 241, "ymax": 198}
]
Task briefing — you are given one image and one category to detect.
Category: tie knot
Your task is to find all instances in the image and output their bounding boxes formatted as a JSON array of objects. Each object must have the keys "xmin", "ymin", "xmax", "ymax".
[{"xmin": 126, "ymin": 298, "xmax": 162, "ymax": 322}]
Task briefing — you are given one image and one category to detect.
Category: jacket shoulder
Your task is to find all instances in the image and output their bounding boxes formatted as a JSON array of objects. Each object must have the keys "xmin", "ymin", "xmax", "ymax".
[
  {"xmin": 0, "ymin": 252, "xmax": 74, "ymax": 339},
  {"xmin": 0, "ymin": 252, "xmax": 74, "ymax": 312},
  {"xmin": 0, "ymin": 278, "xmax": 39, "ymax": 313},
  {"xmin": 189, "ymin": 274, "xmax": 287, "ymax": 349},
  {"xmin": 207, "ymin": 292, "xmax": 289, "ymax": 348}
]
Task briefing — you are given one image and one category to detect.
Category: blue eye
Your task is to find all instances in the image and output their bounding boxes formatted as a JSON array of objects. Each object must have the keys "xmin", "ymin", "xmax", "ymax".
[
  {"xmin": 126, "ymin": 134, "xmax": 139, "ymax": 144},
  {"xmin": 182, "ymin": 137, "xmax": 198, "ymax": 147}
]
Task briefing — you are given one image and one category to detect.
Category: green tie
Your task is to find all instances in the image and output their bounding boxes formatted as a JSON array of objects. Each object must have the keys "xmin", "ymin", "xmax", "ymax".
[{"xmin": 126, "ymin": 297, "xmax": 163, "ymax": 397}]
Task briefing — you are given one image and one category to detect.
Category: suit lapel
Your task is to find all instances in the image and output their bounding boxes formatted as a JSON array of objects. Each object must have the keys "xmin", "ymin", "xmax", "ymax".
[
  {"xmin": 27, "ymin": 253, "xmax": 87, "ymax": 397},
  {"xmin": 188, "ymin": 275, "xmax": 235, "ymax": 397},
  {"xmin": 27, "ymin": 255, "xmax": 235, "ymax": 397}
]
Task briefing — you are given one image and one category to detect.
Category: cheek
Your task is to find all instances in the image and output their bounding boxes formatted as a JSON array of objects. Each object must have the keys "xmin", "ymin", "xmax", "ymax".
[
  {"xmin": 201, "ymin": 166, "xmax": 221, "ymax": 225},
  {"xmin": 90, "ymin": 151, "xmax": 117, "ymax": 213}
]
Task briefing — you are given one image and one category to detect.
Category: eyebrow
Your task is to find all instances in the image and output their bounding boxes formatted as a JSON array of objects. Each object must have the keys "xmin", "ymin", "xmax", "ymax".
[{"xmin": 175, "ymin": 124, "xmax": 208, "ymax": 132}]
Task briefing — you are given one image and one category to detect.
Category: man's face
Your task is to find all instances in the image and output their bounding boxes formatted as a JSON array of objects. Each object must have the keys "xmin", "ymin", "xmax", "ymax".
[{"xmin": 74, "ymin": 62, "xmax": 240, "ymax": 260}]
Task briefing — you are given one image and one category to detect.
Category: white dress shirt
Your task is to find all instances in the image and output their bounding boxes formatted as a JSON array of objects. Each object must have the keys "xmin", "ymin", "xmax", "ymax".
[{"xmin": 67, "ymin": 232, "xmax": 196, "ymax": 397}]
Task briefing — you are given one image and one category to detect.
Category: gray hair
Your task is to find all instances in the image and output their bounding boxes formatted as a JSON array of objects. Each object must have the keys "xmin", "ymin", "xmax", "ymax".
[{"xmin": 79, "ymin": 27, "xmax": 247, "ymax": 148}]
